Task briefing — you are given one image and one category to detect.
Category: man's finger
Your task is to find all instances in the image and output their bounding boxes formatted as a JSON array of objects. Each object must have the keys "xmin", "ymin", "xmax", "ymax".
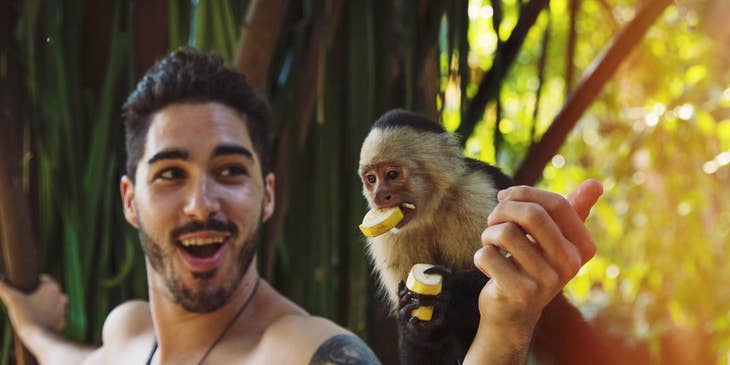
[
  {"xmin": 474, "ymin": 245, "xmax": 522, "ymax": 288},
  {"xmin": 496, "ymin": 180, "xmax": 603, "ymax": 263},
  {"xmin": 566, "ymin": 179, "xmax": 603, "ymax": 222}
]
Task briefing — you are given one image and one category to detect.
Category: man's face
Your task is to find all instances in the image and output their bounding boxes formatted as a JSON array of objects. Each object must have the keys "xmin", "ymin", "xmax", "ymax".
[{"xmin": 120, "ymin": 102, "xmax": 274, "ymax": 312}]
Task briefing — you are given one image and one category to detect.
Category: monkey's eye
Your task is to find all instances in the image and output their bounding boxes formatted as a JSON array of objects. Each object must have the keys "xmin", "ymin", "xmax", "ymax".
[
  {"xmin": 366, "ymin": 175, "xmax": 376, "ymax": 184},
  {"xmin": 386, "ymin": 170, "xmax": 399, "ymax": 180}
]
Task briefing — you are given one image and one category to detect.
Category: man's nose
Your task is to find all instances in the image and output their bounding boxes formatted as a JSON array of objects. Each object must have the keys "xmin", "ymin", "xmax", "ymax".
[{"xmin": 183, "ymin": 175, "xmax": 220, "ymax": 221}]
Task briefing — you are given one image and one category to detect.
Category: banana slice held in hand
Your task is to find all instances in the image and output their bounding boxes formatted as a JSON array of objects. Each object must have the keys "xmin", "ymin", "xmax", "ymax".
[
  {"xmin": 406, "ymin": 263, "xmax": 443, "ymax": 321},
  {"xmin": 359, "ymin": 206, "xmax": 404, "ymax": 237}
]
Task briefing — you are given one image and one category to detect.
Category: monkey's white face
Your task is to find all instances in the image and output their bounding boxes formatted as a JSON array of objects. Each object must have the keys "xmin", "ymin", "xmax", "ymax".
[{"xmin": 360, "ymin": 162, "xmax": 428, "ymax": 230}]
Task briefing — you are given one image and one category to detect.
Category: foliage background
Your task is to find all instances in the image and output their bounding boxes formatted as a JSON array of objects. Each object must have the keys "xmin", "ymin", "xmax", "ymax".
[{"xmin": 1, "ymin": 0, "xmax": 729, "ymax": 364}]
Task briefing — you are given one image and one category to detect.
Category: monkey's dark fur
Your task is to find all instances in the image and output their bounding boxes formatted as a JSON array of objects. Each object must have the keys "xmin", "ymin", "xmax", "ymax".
[{"xmin": 358, "ymin": 110, "xmax": 615, "ymax": 365}]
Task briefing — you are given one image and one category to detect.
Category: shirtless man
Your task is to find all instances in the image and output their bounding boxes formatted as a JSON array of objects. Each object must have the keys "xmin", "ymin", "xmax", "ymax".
[
  {"xmin": 0, "ymin": 48, "xmax": 604, "ymax": 365},
  {"xmin": 0, "ymin": 48, "xmax": 381, "ymax": 365}
]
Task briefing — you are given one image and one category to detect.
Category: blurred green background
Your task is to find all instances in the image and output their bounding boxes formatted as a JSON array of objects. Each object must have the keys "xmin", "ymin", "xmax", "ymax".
[{"xmin": 1, "ymin": 0, "xmax": 728, "ymax": 364}]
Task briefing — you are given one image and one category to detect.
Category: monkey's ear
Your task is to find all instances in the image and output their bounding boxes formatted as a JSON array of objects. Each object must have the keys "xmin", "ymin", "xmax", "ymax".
[
  {"xmin": 262, "ymin": 172, "xmax": 276, "ymax": 222},
  {"xmin": 120, "ymin": 176, "xmax": 139, "ymax": 228}
]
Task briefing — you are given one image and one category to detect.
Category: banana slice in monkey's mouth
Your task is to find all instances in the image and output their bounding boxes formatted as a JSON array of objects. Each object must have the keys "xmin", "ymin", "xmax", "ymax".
[{"xmin": 359, "ymin": 206, "xmax": 405, "ymax": 237}]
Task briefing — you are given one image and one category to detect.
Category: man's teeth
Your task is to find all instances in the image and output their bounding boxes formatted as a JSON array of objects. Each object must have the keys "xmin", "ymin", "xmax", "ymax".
[
  {"xmin": 180, "ymin": 237, "xmax": 227, "ymax": 246},
  {"xmin": 402, "ymin": 203, "xmax": 415, "ymax": 209}
]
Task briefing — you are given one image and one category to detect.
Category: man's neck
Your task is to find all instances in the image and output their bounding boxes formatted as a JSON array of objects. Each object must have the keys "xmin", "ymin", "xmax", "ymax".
[{"xmin": 146, "ymin": 262, "xmax": 260, "ymax": 364}]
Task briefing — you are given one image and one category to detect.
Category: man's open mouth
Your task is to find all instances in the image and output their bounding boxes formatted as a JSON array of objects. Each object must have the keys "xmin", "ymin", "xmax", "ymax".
[{"xmin": 177, "ymin": 235, "xmax": 229, "ymax": 259}]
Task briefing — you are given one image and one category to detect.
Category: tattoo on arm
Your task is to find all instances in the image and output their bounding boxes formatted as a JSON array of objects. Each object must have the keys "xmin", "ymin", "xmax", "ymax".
[{"xmin": 308, "ymin": 334, "xmax": 382, "ymax": 365}]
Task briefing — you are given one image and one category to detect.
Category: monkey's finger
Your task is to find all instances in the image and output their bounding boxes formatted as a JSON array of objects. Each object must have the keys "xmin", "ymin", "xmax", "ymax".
[
  {"xmin": 488, "ymin": 200, "xmax": 582, "ymax": 282},
  {"xmin": 400, "ymin": 301, "xmax": 422, "ymax": 320},
  {"xmin": 413, "ymin": 294, "xmax": 440, "ymax": 307},
  {"xmin": 494, "ymin": 187, "xmax": 596, "ymax": 265},
  {"xmin": 399, "ymin": 293, "xmax": 413, "ymax": 308},
  {"xmin": 481, "ymin": 222, "xmax": 556, "ymax": 284},
  {"xmin": 424, "ymin": 265, "xmax": 452, "ymax": 278},
  {"xmin": 566, "ymin": 179, "xmax": 603, "ymax": 222}
]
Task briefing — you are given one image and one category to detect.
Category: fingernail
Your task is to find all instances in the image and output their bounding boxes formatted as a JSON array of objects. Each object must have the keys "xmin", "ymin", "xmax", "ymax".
[{"xmin": 497, "ymin": 188, "xmax": 508, "ymax": 201}]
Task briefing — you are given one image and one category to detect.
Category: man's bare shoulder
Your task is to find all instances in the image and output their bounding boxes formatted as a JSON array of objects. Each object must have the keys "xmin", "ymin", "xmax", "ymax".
[
  {"xmin": 257, "ymin": 315, "xmax": 381, "ymax": 365},
  {"xmin": 101, "ymin": 300, "xmax": 152, "ymax": 344},
  {"xmin": 80, "ymin": 301, "xmax": 155, "ymax": 365}
]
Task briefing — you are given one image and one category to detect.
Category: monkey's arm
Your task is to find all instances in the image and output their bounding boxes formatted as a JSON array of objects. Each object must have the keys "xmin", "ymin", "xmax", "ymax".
[
  {"xmin": 397, "ymin": 269, "xmax": 488, "ymax": 365},
  {"xmin": 397, "ymin": 281, "xmax": 457, "ymax": 365}
]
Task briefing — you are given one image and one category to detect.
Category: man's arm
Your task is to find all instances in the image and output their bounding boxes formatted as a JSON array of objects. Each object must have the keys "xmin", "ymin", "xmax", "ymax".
[
  {"xmin": 308, "ymin": 334, "xmax": 381, "ymax": 365},
  {"xmin": 0, "ymin": 275, "xmax": 96, "ymax": 364},
  {"xmin": 464, "ymin": 179, "xmax": 604, "ymax": 365}
]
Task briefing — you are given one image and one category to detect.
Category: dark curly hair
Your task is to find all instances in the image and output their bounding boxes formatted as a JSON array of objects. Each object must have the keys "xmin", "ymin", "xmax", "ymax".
[{"xmin": 122, "ymin": 48, "xmax": 272, "ymax": 181}]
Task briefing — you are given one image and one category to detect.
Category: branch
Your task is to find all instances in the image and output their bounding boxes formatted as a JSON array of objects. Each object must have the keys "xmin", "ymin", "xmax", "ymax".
[
  {"xmin": 531, "ymin": 11, "xmax": 550, "ymax": 142},
  {"xmin": 513, "ymin": 0, "xmax": 674, "ymax": 186},
  {"xmin": 596, "ymin": 0, "xmax": 620, "ymax": 32},
  {"xmin": 459, "ymin": 0, "xmax": 549, "ymax": 141}
]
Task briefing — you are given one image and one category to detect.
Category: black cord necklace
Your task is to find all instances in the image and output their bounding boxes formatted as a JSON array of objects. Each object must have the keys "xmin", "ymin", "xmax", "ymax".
[{"xmin": 145, "ymin": 277, "xmax": 261, "ymax": 365}]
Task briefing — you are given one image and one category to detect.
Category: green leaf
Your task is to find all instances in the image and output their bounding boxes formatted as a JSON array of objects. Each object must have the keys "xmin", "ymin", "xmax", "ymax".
[
  {"xmin": 100, "ymin": 234, "xmax": 136, "ymax": 288},
  {"xmin": 62, "ymin": 213, "xmax": 87, "ymax": 342},
  {"xmin": 1, "ymin": 321, "xmax": 11, "ymax": 365}
]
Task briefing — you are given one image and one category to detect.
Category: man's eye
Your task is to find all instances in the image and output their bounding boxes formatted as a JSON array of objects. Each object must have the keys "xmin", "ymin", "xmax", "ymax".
[
  {"xmin": 386, "ymin": 170, "xmax": 399, "ymax": 180},
  {"xmin": 157, "ymin": 167, "xmax": 185, "ymax": 180},
  {"xmin": 366, "ymin": 175, "xmax": 376, "ymax": 184},
  {"xmin": 220, "ymin": 166, "xmax": 247, "ymax": 177}
]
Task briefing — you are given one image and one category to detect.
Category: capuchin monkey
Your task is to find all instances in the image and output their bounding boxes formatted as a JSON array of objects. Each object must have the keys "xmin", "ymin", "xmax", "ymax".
[{"xmin": 358, "ymin": 109, "xmax": 615, "ymax": 365}]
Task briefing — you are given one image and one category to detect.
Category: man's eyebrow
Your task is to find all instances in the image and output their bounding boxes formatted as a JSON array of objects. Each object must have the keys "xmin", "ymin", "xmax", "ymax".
[
  {"xmin": 213, "ymin": 144, "xmax": 254, "ymax": 161},
  {"xmin": 148, "ymin": 149, "xmax": 189, "ymax": 165}
]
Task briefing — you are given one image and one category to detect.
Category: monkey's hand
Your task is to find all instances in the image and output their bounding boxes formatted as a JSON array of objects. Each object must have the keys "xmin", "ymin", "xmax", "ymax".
[{"xmin": 397, "ymin": 265, "xmax": 451, "ymax": 339}]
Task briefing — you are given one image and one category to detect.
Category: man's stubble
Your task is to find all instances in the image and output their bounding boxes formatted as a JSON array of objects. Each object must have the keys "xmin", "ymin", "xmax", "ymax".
[{"xmin": 137, "ymin": 215, "xmax": 260, "ymax": 313}]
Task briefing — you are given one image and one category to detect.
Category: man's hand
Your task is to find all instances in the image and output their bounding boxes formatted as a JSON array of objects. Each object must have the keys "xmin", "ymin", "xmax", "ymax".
[
  {"xmin": 464, "ymin": 179, "xmax": 603, "ymax": 364},
  {"xmin": 0, "ymin": 274, "xmax": 68, "ymax": 337}
]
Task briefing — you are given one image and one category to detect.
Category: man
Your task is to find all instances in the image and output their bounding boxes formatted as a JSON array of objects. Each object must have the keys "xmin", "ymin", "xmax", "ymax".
[
  {"xmin": 0, "ymin": 48, "xmax": 604, "ymax": 365},
  {"xmin": 0, "ymin": 48, "xmax": 381, "ymax": 365}
]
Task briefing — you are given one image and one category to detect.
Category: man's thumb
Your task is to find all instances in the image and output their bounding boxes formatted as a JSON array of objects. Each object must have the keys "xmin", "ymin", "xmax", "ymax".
[{"xmin": 567, "ymin": 179, "xmax": 604, "ymax": 222}]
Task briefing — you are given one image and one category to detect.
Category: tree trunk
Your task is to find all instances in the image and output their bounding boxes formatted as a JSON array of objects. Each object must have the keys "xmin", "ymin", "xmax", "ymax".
[
  {"xmin": 233, "ymin": 0, "xmax": 289, "ymax": 278},
  {"xmin": 513, "ymin": 0, "xmax": 673, "ymax": 186},
  {"xmin": 234, "ymin": 0, "xmax": 288, "ymax": 90},
  {"xmin": 0, "ymin": 1, "xmax": 40, "ymax": 363},
  {"xmin": 134, "ymin": 0, "xmax": 169, "ymax": 77}
]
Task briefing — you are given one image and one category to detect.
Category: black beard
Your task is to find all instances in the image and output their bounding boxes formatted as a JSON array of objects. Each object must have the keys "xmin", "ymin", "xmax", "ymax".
[{"xmin": 137, "ymin": 220, "xmax": 260, "ymax": 313}]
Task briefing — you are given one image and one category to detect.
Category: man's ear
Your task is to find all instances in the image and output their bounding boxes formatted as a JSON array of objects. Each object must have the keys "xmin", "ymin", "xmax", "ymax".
[
  {"xmin": 120, "ymin": 175, "xmax": 139, "ymax": 228},
  {"xmin": 262, "ymin": 172, "xmax": 275, "ymax": 223}
]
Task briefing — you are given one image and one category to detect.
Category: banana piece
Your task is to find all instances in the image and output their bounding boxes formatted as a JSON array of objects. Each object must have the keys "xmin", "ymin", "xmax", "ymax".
[
  {"xmin": 359, "ymin": 206, "xmax": 404, "ymax": 237},
  {"xmin": 406, "ymin": 263, "xmax": 443, "ymax": 321}
]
